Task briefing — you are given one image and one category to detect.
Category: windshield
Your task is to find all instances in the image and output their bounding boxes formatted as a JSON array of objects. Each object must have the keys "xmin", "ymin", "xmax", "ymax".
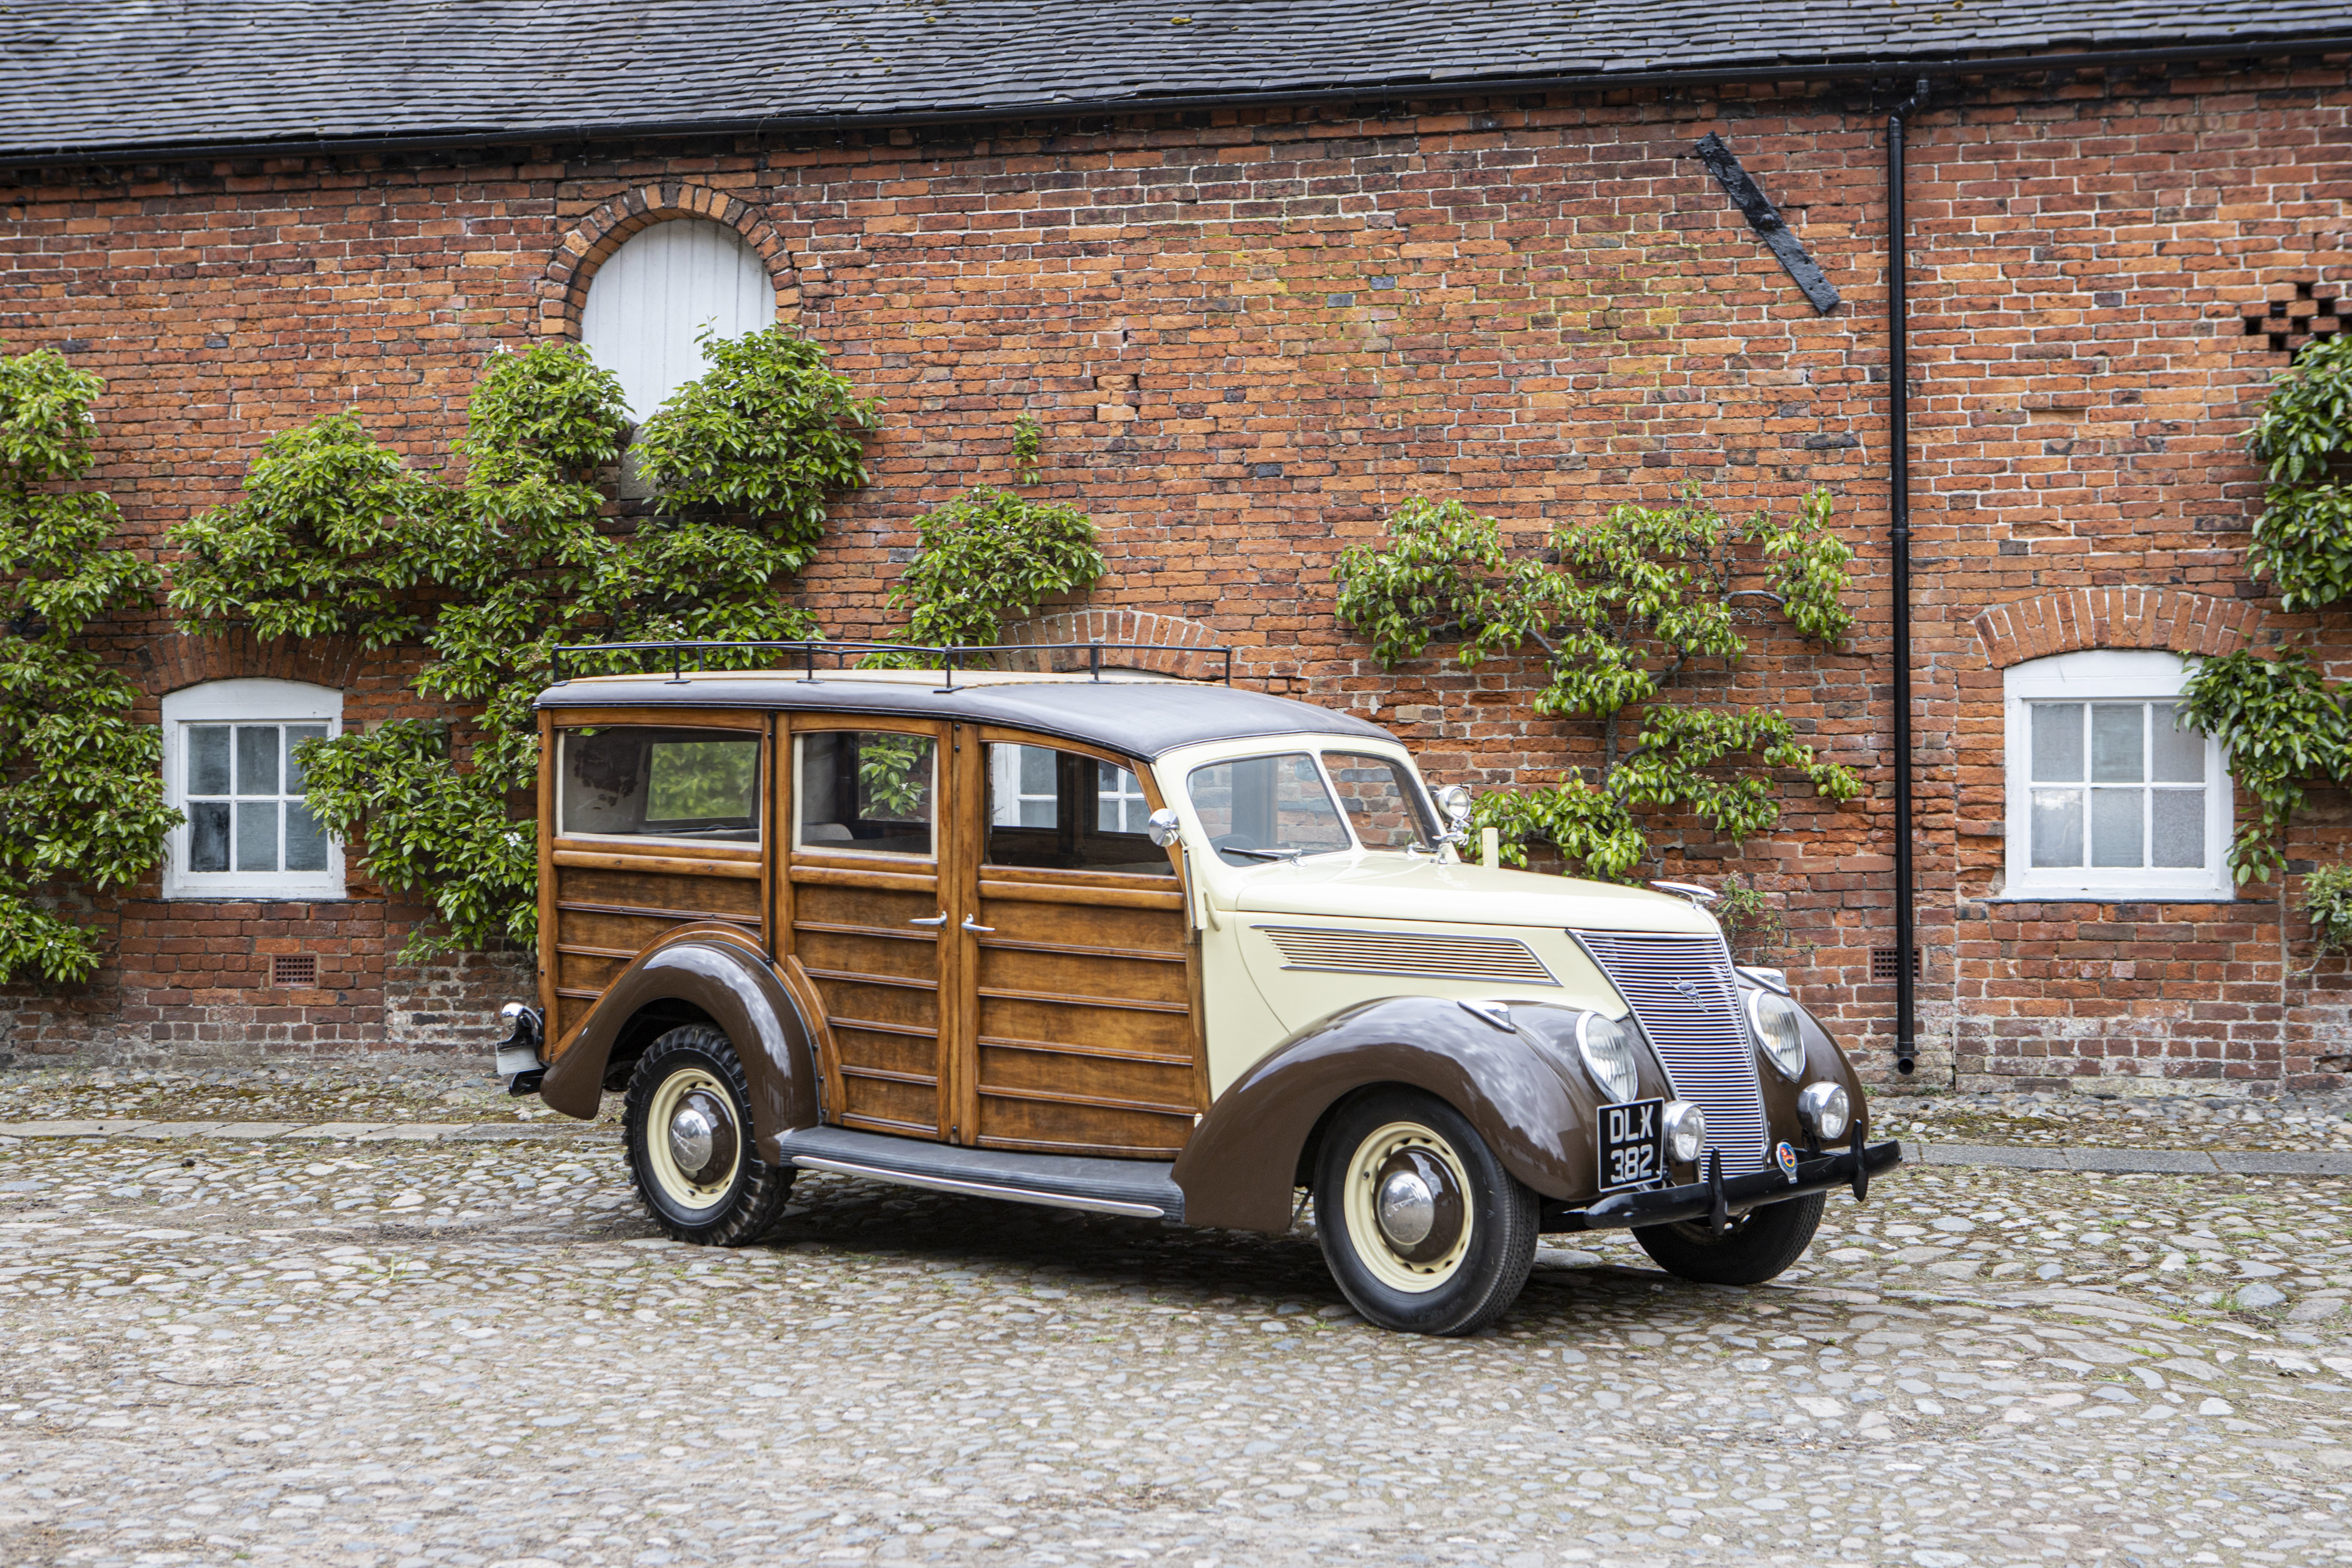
[
  {"xmin": 1186, "ymin": 753, "xmax": 1353, "ymax": 866},
  {"xmin": 1323, "ymin": 750, "xmax": 1440, "ymax": 850}
]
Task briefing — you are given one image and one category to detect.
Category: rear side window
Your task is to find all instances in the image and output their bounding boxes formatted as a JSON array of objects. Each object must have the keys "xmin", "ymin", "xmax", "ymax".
[
  {"xmin": 794, "ymin": 730, "xmax": 937, "ymax": 857},
  {"xmin": 560, "ymin": 728, "xmax": 761, "ymax": 843},
  {"xmin": 1186, "ymin": 753, "xmax": 1352, "ymax": 866},
  {"xmin": 1323, "ymin": 750, "xmax": 1438, "ymax": 851}
]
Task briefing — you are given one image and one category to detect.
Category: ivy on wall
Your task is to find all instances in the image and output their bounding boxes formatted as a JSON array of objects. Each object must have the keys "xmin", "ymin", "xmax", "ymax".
[
  {"xmin": 168, "ymin": 330, "xmax": 881, "ymax": 960},
  {"xmin": 0, "ymin": 348, "xmax": 178, "ymax": 983},
  {"xmin": 1332, "ymin": 490, "xmax": 1861, "ymax": 881}
]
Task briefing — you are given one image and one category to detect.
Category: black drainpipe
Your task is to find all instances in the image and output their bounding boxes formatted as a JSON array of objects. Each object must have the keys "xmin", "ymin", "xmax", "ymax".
[{"xmin": 1889, "ymin": 76, "xmax": 1929, "ymax": 1076}]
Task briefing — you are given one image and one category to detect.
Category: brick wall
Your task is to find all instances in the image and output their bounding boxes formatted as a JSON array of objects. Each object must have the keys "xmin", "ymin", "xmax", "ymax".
[{"xmin": 2, "ymin": 57, "xmax": 2347, "ymax": 1088}]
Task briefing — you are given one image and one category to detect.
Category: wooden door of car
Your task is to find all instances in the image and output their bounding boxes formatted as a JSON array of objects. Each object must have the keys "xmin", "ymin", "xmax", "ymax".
[
  {"xmin": 945, "ymin": 729, "xmax": 1204, "ymax": 1158},
  {"xmin": 778, "ymin": 718, "xmax": 960, "ymax": 1141}
]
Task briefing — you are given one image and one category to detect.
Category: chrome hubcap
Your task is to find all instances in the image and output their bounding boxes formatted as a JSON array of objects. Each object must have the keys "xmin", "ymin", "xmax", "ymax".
[
  {"xmin": 1376, "ymin": 1170, "xmax": 1436, "ymax": 1247},
  {"xmin": 668, "ymin": 1104, "xmax": 716, "ymax": 1175}
]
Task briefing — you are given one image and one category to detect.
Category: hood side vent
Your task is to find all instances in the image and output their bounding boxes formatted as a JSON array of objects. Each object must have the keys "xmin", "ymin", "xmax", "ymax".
[{"xmin": 1256, "ymin": 926, "xmax": 1557, "ymax": 987}]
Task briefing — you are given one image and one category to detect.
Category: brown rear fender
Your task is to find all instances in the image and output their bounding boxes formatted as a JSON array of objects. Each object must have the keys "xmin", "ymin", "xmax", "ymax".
[
  {"xmin": 1172, "ymin": 997, "xmax": 1625, "ymax": 1233},
  {"xmin": 538, "ymin": 924, "xmax": 821, "ymax": 1160}
]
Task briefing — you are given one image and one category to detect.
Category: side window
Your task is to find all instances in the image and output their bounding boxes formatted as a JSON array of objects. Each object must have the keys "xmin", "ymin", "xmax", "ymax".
[
  {"xmin": 2003, "ymin": 650, "xmax": 2231, "ymax": 898},
  {"xmin": 794, "ymin": 731, "xmax": 937, "ymax": 857},
  {"xmin": 1185, "ymin": 753, "xmax": 1352, "ymax": 866},
  {"xmin": 559, "ymin": 728, "xmax": 761, "ymax": 844},
  {"xmin": 161, "ymin": 678, "xmax": 345, "ymax": 899},
  {"xmin": 1323, "ymin": 750, "xmax": 1438, "ymax": 850},
  {"xmin": 985, "ymin": 743, "xmax": 1172, "ymax": 875}
]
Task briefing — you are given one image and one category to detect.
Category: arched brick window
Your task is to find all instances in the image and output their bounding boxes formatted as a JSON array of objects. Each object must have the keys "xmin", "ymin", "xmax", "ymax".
[{"xmin": 582, "ymin": 219, "xmax": 777, "ymax": 425}]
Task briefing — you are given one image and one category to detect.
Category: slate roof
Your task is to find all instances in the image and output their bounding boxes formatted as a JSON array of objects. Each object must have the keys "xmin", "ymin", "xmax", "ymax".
[{"xmin": 1, "ymin": 1, "xmax": 2345, "ymax": 161}]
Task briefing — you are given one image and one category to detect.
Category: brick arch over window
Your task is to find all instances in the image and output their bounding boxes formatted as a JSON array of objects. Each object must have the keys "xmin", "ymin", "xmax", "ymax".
[
  {"xmin": 139, "ymin": 630, "xmax": 364, "ymax": 704},
  {"xmin": 993, "ymin": 609, "xmax": 1229, "ymax": 682},
  {"xmin": 1970, "ymin": 589, "xmax": 2268, "ymax": 671},
  {"xmin": 538, "ymin": 184, "xmax": 797, "ymax": 337}
]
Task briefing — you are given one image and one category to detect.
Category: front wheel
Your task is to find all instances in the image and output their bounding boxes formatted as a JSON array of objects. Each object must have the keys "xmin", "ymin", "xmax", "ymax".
[
  {"xmin": 622, "ymin": 1024, "xmax": 793, "ymax": 1246},
  {"xmin": 1312, "ymin": 1089, "xmax": 1538, "ymax": 1336},
  {"xmin": 1633, "ymin": 1191, "xmax": 1825, "ymax": 1285}
]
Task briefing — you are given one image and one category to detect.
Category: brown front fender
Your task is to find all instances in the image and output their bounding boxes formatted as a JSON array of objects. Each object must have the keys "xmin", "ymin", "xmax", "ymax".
[
  {"xmin": 538, "ymin": 924, "xmax": 821, "ymax": 1161},
  {"xmin": 1172, "ymin": 997, "xmax": 1626, "ymax": 1233}
]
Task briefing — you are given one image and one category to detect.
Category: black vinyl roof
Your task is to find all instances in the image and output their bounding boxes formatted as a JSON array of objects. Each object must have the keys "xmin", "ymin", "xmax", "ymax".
[
  {"xmin": 534, "ymin": 674, "xmax": 1394, "ymax": 760},
  {"xmin": 2, "ymin": 2, "xmax": 2345, "ymax": 162}
]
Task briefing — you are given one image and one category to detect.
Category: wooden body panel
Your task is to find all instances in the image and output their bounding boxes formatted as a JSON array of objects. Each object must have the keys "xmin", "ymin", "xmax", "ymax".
[{"xmin": 533, "ymin": 705, "xmax": 1210, "ymax": 1161}]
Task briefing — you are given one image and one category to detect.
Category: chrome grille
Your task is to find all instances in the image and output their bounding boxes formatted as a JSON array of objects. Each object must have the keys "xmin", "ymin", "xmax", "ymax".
[
  {"xmin": 1256, "ymin": 926, "xmax": 1556, "ymax": 986},
  {"xmin": 1573, "ymin": 930, "xmax": 1769, "ymax": 1175}
]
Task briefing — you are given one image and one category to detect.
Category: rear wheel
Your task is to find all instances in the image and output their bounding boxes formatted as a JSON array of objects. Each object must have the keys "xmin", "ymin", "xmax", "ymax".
[
  {"xmin": 1633, "ymin": 1192, "xmax": 1825, "ymax": 1285},
  {"xmin": 1312, "ymin": 1089, "xmax": 1537, "ymax": 1336},
  {"xmin": 622, "ymin": 1025, "xmax": 792, "ymax": 1246}
]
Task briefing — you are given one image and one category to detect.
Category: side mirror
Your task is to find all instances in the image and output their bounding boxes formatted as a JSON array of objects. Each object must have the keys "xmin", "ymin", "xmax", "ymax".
[
  {"xmin": 1147, "ymin": 807, "xmax": 1183, "ymax": 848},
  {"xmin": 1435, "ymin": 784, "xmax": 1474, "ymax": 834}
]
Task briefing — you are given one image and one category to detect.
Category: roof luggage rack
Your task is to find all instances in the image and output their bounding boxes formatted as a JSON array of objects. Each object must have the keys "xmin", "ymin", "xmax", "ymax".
[{"xmin": 547, "ymin": 638, "xmax": 1234, "ymax": 690}]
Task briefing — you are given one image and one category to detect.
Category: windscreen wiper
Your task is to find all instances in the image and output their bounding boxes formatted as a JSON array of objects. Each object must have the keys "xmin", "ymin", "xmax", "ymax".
[{"xmin": 1222, "ymin": 846, "xmax": 1304, "ymax": 863}]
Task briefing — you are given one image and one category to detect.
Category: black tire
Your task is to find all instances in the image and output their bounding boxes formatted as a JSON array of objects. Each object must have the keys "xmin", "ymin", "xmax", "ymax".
[
  {"xmin": 622, "ymin": 1025, "xmax": 793, "ymax": 1246},
  {"xmin": 1312, "ymin": 1088, "xmax": 1538, "ymax": 1336},
  {"xmin": 1633, "ymin": 1191, "xmax": 1825, "ymax": 1286}
]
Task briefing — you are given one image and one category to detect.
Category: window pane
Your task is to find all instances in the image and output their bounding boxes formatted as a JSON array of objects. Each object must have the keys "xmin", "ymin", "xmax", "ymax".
[
  {"xmin": 2090, "ymin": 704, "xmax": 2143, "ymax": 783},
  {"xmin": 2090, "ymin": 788, "xmax": 2143, "ymax": 868},
  {"xmin": 796, "ymin": 731, "xmax": 933, "ymax": 856},
  {"xmin": 284, "ymin": 724, "xmax": 329, "ymax": 792},
  {"xmin": 189, "ymin": 726, "xmax": 231, "ymax": 796},
  {"xmin": 2150, "ymin": 704, "xmax": 2203, "ymax": 784},
  {"xmin": 645, "ymin": 739, "xmax": 759, "ymax": 827},
  {"xmin": 2030, "ymin": 789, "xmax": 2083, "ymax": 868},
  {"xmin": 236, "ymin": 726, "xmax": 280, "ymax": 796},
  {"xmin": 1186, "ymin": 753, "xmax": 1352, "ymax": 866},
  {"xmin": 560, "ymin": 728, "xmax": 760, "ymax": 842},
  {"xmin": 189, "ymin": 801, "xmax": 230, "ymax": 872},
  {"xmin": 983, "ymin": 745, "xmax": 1169, "ymax": 874},
  {"xmin": 2031, "ymin": 704, "xmax": 2082, "ymax": 782},
  {"xmin": 2151, "ymin": 790, "xmax": 2205, "ymax": 868},
  {"xmin": 235, "ymin": 801, "xmax": 280, "ymax": 872},
  {"xmin": 285, "ymin": 802, "xmax": 329, "ymax": 872},
  {"xmin": 1323, "ymin": 751, "xmax": 1438, "ymax": 850}
]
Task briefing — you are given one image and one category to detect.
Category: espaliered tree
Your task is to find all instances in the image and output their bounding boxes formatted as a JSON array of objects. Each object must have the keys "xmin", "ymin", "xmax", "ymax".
[
  {"xmin": 0, "ymin": 347, "xmax": 179, "ymax": 982},
  {"xmin": 168, "ymin": 328, "xmax": 881, "ymax": 959},
  {"xmin": 2178, "ymin": 332, "xmax": 2352, "ymax": 957},
  {"xmin": 1333, "ymin": 490, "xmax": 1862, "ymax": 882}
]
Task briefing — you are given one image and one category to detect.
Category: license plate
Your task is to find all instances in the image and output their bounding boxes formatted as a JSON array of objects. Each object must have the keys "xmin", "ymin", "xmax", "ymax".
[{"xmin": 1598, "ymin": 1098, "xmax": 1665, "ymax": 1192}]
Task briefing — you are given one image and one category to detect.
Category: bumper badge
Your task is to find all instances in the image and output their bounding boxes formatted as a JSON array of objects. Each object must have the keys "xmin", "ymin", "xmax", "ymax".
[{"xmin": 1774, "ymin": 1141, "xmax": 1799, "ymax": 1184}]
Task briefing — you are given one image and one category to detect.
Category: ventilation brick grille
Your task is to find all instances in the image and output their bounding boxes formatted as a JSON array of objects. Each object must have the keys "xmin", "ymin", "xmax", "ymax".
[
  {"xmin": 1871, "ymin": 947, "xmax": 1921, "ymax": 982},
  {"xmin": 270, "ymin": 953, "xmax": 317, "ymax": 989},
  {"xmin": 2242, "ymin": 280, "xmax": 2342, "ymax": 357}
]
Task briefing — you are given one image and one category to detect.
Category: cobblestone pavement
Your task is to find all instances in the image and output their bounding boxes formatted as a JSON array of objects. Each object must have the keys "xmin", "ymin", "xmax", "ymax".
[{"xmin": 3, "ymin": 1080, "xmax": 2352, "ymax": 1566}]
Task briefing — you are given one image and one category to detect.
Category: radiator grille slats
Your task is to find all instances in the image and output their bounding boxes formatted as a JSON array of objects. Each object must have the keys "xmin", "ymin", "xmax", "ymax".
[
  {"xmin": 1256, "ymin": 926, "xmax": 1556, "ymax": 987},
  {"xmin": 1574, "ymin": 930, "xmax": 1769, "ymax": 1175}
]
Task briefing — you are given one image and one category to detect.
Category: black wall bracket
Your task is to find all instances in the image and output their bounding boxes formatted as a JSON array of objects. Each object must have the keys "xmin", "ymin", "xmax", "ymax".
[{"xmin": 1693, "ymin": 132, "xmax": 1841, "ymax": 315}]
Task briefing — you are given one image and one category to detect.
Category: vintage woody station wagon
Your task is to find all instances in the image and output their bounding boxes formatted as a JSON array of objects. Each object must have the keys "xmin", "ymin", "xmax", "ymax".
[{"xmin": 497, "ymin": 644, "xmax": 1901, "ymax": 1335}]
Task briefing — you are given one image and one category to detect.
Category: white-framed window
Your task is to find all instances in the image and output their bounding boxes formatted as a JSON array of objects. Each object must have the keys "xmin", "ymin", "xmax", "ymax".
[
  {"xmin": 2002, "ymin": 650, "xmax": 2233, "ymax": 900},
  {"xmin": 581, "ymin": 218, "xmax": 777, "ymax": 425},
  {"xmin": 160, "ymin": 679, "xmax": 346, "ymax": 900}
]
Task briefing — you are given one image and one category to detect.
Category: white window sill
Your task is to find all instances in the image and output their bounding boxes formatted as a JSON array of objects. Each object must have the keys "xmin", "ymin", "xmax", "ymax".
[
  {"xmin": 1979, "ymin": 887, "xmax": 2240, "ymax": 905},
  {"xmin": 163, "ymin": 883, "xmax": 350, "ymax": 902}
]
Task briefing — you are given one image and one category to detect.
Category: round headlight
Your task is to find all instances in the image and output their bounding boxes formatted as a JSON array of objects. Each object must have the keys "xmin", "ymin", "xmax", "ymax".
[
  {"xmin": 1797, "ymin": 1081, "xmax": 1851, "ymax": 1142},
  {"xmin": 1575, "ymin": 1011, "xmax": 1643, "ymax": 1104},
  {"xmin": 1748, "ymin": 988, "xmax": 1806, "ymax": 1079}
]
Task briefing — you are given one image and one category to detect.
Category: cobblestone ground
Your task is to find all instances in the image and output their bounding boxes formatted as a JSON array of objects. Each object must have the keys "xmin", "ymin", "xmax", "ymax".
[{"xmin": 2, "ymin": 1076, "xmax": 2352, "ymax": 1566}]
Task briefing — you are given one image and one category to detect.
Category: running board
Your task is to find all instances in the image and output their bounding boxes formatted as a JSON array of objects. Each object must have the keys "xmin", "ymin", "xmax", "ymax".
[{"xmin": 775, "ymin": 1126, "xmax": 1185, "ymax": 1222}]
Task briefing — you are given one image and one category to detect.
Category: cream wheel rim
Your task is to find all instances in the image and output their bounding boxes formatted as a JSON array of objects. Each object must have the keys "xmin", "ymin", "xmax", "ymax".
[
  {"xmin": 1341, "ymin": 1120, "xmax": 1474, "ymax": 1294},
  {"xmin": 644, "ymin": 1066, "xmax": 741, "ymax": 1211}
]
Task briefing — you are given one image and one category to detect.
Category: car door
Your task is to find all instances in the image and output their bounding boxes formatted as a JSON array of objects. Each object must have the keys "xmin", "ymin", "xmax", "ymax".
[
  {"xmin": 778, "ymin": 717, "xmax": 960, "ymax": 1141},
  {"xmin": 944, "ymin": 728, "xmax": 1203, "ymax": 1157}
]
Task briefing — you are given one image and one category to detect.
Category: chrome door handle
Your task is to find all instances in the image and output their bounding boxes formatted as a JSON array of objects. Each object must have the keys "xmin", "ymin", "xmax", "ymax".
[
  {"xmin": 908, "ymin": 912, "xmax": 949, "ymax": 928},
  {"xmin": 961, "ymin": 915, "xmax": 995, "ymax": 934}
]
